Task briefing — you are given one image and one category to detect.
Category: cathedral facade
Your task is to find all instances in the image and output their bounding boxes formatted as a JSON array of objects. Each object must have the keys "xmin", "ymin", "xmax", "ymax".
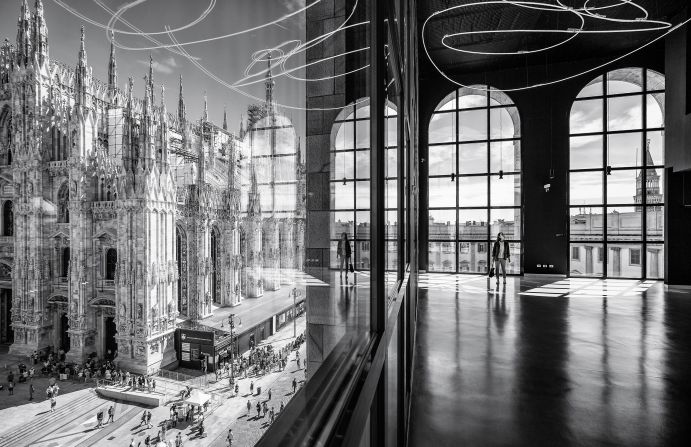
[{"xmin": 0, "ymin": 0, "xmax": 305, "ymax": 374}]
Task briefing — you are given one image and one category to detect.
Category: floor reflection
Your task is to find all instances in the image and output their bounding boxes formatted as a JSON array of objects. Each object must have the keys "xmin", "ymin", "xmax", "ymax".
[{"xmin": 409, "ymin": 274, "xmax": 690, "ymax": 447}]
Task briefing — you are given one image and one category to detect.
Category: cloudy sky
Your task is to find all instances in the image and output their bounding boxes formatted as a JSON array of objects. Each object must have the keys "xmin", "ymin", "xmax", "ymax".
[{"xmin": 0, "ymin": 0, "xmax": 307, "ymax": 135}]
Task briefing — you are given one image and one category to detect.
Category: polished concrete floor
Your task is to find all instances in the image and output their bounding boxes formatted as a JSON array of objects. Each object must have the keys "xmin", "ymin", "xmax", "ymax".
[{"xmin": 409, "ymin": 274, "xmax": 691, "ymax": 447}]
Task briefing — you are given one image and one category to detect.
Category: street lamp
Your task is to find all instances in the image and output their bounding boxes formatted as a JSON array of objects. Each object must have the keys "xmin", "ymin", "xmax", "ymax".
[{"xmin": 290, "ymin": 287, "xmax": 302, "ymax": 338}]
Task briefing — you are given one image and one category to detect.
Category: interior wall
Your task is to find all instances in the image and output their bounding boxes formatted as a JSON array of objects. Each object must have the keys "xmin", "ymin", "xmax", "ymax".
[{"xmin": 418, "ymin": 42, "xmax": 665, "ymax": 276}]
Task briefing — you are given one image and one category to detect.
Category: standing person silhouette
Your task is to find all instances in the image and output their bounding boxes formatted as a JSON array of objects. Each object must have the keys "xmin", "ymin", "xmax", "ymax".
[
  {"xmin": 491, "ymin": 232, "xmax": 511, "ymax": 285},
  {"xmin": 337, "ymin": 232, "xmax": 352, "ymax": 283}
]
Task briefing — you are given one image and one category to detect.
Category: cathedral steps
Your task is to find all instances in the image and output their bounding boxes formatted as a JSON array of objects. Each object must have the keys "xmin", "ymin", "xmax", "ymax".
[{"xmin": 0, "ymin": 389, "xmax": 101, "ymax": 447}]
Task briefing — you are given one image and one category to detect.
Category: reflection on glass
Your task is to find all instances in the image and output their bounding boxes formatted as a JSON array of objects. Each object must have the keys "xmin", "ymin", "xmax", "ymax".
[
  {"xmin": 333, "ymin": 151, "xmax": 355, "ymax": 179},
  {"xmin": 459, "ymin": 109, "xmax": 487, "ymax": 141},
  {"xmin": 458, "ymin": 176, "xmax": 488, "ymax": 207},
  {"xmin": 607, "ymin": 169, "xmax": 639, "ymax": 204},
  {"xmin": 607, "ymin": 244, "xmax": 642, "ymax": 278},
  {"xmin": 458, "ymin": 143, "xmax": 486, "ymax": 174},
  {"xmin": 570, "ymin": 207, "xmax": 604, "ymax": 240},
  {"xmin": 490, "ymin": 208, "xmax": 521, "ymax": 240},
  {"xmin": 331, "ymin": 211, "xmax": 355, "ymax": 239},
  {"xmin": 606, "ymin": 207, "xmax": 641, "ymax": 240},
  {"xmin": 570, "ymin": 243, "xmax": 604, "ymax": 277},
  {"xmin": 428, "ymin": 145, "xmax": 455, "ymax": 176},
  {"xmin": 428, "ymin": 209, "xmax": 456, "ymax": 240},
  {"xmin": 490, "ymin": 175, "xmax": 520, "ymax": 207},
  {"xmin": 489, "ymin": 141, "xmax": 520, "ymax": 173},
  {"xmin": 458, "ymin": 209, "xmax": 488, "ymax": 240},
  {"xmin": 428, "ymin": 242, "xmax": 456, "ymax": 272},
  {"xmin": 570, "ymin": 99, "xmax": 603, "ymax": 134},
  {"xmin": 570, "ymin": 135, "xmax": 603, "ymax": 170},
  {"xmin": 608, "ymin": 95, "xmax": 643, "ymax": 131},
  {"xmin": 333, "ymin": 181, "xmax": 354, "ymax": 209},
  {"xmin": 570, "ymin": 171, "xmax": 603, "ymax": 205},
  {"xmin": 355, "ymin": 240, "xmax": 371, "ymax": 270},
  {"xmin": 607, "ymin": 132, "xmax": 642, "ymax": 167},
  {"xmin": 429, "ymin": 112, "xmax": 456, "ymax": 144},
  {"xmin": 429, "ymin": 177, "xmax": 456, "ymax": 208}
]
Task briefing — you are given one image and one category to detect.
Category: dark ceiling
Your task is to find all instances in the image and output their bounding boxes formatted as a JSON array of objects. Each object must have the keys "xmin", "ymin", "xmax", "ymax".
[{"xmin": 419, "ymin": 0, "xmax": 688, "ymax": 75}]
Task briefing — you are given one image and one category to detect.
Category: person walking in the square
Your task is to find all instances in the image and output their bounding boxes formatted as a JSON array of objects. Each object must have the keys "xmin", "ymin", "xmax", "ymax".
[
  {"xmin": 107, "ymin": 405, "xmax": 114, "ymax": 423},
  {"xmin": 96, "ymin": 408, "xmax": 104, "ymax": 428},
  {"xmin": 175, "ymin": 432, "xmax": 182, "ymax": 447},
  {"xmin": 29, "ymin": 382, "xmax": 34, "ymax": 401},
  {"xmin": 227, "ymin": 428, "xmax": 233, "ymax": 446},
  {"xmin": 292, "ymin": 378, "xmax": 297, "ymax": 394},
  {"xmin": 247, "ymin": 399, "xmax": 251, "ymax": 417},
  {"xmin": 256, "ymin": 401, "xmax": 261, "ymax": 418},
  {"xmin": 146, "ymin": 410, "xmax": 152, "ymax": 428},
  {"xmin": 268, "ymin": 388, "xmax": 272, "ymax": 401},
  {"xmin": 250, "ymin": 381, "xmax": 254, "ymax": 395}
]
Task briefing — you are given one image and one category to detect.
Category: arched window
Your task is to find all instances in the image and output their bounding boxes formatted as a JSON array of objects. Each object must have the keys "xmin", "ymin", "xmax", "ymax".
[
  {"xmin": 2, "ymin": 201, "xmax": 13, "ymax": 236},
  {"xmin": 569, "ymin": 68, "xmax": 664, "ymax": 279},
  {"xmin": 330, "ymin": 99, "xmax": 397, "ymax": 271},
  {"xmin": 210, "ymin": 228, "xmax": 219, "ymax": 304},
  {"xmin": 57, "ymin": 182, "xmax": 69, "ymax": 223},
  {"xmin": 428, "ymin": 85, "xmax": 522, "ymax": 273},
  {"xmin": 105, "ymin": 248, "xmax": 117, "ymax": 280}
]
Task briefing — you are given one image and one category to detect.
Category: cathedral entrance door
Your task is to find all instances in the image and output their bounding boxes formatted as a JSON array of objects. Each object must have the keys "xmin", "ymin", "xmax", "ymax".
[
  {"xmin": 60, "ymin": 313, "xmax": 70, "ymax": 352},
  {"xmin": 105, "ymin": 317, "xmax": 117, "ymax": 360},
  {"xmin": 0, "ymin": 289, "xmax": 13, "ymax": 344}
]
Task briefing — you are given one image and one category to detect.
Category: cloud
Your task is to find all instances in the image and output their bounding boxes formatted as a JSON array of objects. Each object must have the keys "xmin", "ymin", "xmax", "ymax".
[{"xmin": 137, "ymin": 56, "xmax": 178, "ymax": 75}]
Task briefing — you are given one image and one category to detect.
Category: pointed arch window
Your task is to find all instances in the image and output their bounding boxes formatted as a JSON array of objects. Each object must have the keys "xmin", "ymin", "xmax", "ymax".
[
  {"xmin": 105, "ymin": 248, "xmax": 117, "ymax": 280},
  {"xmin": 2, "ymin": 201, "xmax": 13, "ymax": 236},
  {"xmin": 568, "ymin": 68, "xmax": 664, "ymax": 279},
  {"xmin": 57, "ymin": 182, "xmax": 69, "ymax": 223}
]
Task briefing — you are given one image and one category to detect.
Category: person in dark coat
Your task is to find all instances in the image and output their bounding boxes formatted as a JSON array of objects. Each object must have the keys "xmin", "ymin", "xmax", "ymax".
[
  {"xmin": 491, "ymin": 232, "xmax": 511, "ymax": 284},
  {"xmin": 337, "ymin": 232, "xmax": 352, "ymax": 283}
]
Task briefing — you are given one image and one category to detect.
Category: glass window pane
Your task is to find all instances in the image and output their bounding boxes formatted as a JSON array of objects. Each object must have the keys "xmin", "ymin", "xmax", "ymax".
[
  {"xmin": 647, "ymin": 69, "xmax": 665, "ymax": 91},
  {"xmin": 386, "ymin": 117, "xmax": 397, "ymax": 147},
  {"xmin": 355, "ymin": 120, "xmax": 370, "ymax": 148},
  {"xmin": 577, "ymin": 76, "xmax": 604, "ymax": 98},
  {"xmin": 607, "ymin": 244, "xmax": 642, "ymax": 278},
  {"xmin": 607, "ymin": 69, "xmax": 643, "ymax": 94},
  {"xmin": 646, "ymin": 130, "xmax": 664, "ymax": 166},
  {"xmin": 355, "ymin": 211, "xmax": 370, "ymax": 239},
  {"xmin": 428, "ymin": 145, "xmax": 455, "ymax": 176},
  {"xmin": 570, "ymin": 99, "xmax": 603, "ymax": 134},
  {"xmin": 606, "ymin": 206, "xmax": 642, "ymax": 241},
  {"xmin": 570, "ymin": 207, "xmax": 604, "ymax": 241},
  {"xmin": 355, "ymin": 180, "xmax": 370, "ymax": 209},
  {"xmin": 646, "ymin": 94, "xmax": 664, "ymax": 128},
  {"xmin": 386, "ymin": 148, "xmax": 397, "ymax": 178},
  {"xmin": 331, "ymin": 211, "xmax": 355, "ymax": 239},
  {"xmin": 646, "ymin": 207, "xmax": 664, "ymax": 241},
  {"xmin": 332, "ymin": 181, "xmax": 354, "ymax": 209},
  {"xmin": 458, "ymin": 209, "xmax": 488, "ymax": 240},
  {"xmin": 330, "ymin": 240, "xmax": 340, "ymax": 269},
  {"xmin": 457, "ymin": 242, "xmax": 489, "ymax": 273},
  {"xmin": 607, "ymin": 132, "xmax": 642, "ymax": 168},
  {"xmin": 608, "ymin": 95, "xmax": 643, "ymax": 131},
  {"xmin": 355, "ymin": 150, "xmax": 370, "ymax": 179},
  {"xmin": 429, "ymin": 112, "xmax": 456, "ymax": 144},
  {"xmin": 385, "ymin": 178, "xmax": 398, "ymax": 209},
  {"xmin": 429, "ymin": 177, "xmax": 456, "ymax": 208},
  {"xmin": 646, "ymin": 244, "xmax": 664, "ymax": 279},
  {"xmin": 429, "ymin": 209, "xmax": 456, "ymax": 240},
  {"xmin": 436, "ymin": 91, "xmax": 456, "ymax": 111},
  {"xmin": 385, "ymin": 241, "xmax": 398, "ymax": 272},
  {"xmin": 607, "ymin": 169, "xmax": 639, "ymax": 204},
  {"xmin": 459, "ymin": 92, "xmax": 487, "ymax": 109},
  {"xmin": 458, "ymin": 176, "xmax": 487, "ymax": 207},
  {"xmin": 570, "ymin": 135, "xmax": 603, "ymax": 170},
  {"xmin": 490, "ymin": 174, "xmax": 520, "ymax": 207},
  {"xmin": 385, "ymin": 211, "xmax": 398, "ymax": 239},
  {"xmin": 459, "ymin": 109, "xmax": 487, "ymax": 141},
  {"xmin": 570, "ymin": 171, "xmax": 603, "ymax": 205},
  {"xmin": 489, "ymin": 107, "xmax": 518, "ymax": 139},
  {"xmin": 333, "ymin": 151, "xmax": 355, "ymax": 179},
  {"xmin": 335, "ymin": 121, "xmax": 354, "ymax": 150},
  {"xmin": 490, "ymin": 140, "xmax": 520, "ymax": 173},
  {"xmin": 647, "ymin": 168, "xmax": 664, "ymax": 204},
  {"xmin": 428, "ymin": 242, "xmax": 456, "ymax": 272},
  {"xmin": 458, "ymin": 142, "xmax": 487, "ymax": 174},
  {"xmin": 570, "ymin": 243, "xmax": 604, "ymax": 277},
  {"xmin": 490, "ymin": 208, "xmax": 521, "ymax": 241}
]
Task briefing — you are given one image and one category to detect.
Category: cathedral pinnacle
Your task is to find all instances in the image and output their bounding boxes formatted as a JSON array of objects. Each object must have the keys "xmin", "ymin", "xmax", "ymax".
[
  {"xmin": 178, "ymin": 74, "xmax": 186, "ymax": 124},
  {"xmin": 16, "ymin": 0, "xmax": 32, "ymax": 65},
  {"xmin": 108, "ymin": 29, "xmax": 117, "ymax": 91},
  {"xmin": 265, "ymin": 53, "xmax": 275, "ymax": 108},
  {"xmin": 203, "ymin": 90, "xmax": 208, "ymax": 122},
  {"xmin": 32, "ymin": 0, "xmax": 49, "ymax": 64},
  {"xmin": 223, "ymin": 105, "xmax": 228, "ymax": 131}
]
